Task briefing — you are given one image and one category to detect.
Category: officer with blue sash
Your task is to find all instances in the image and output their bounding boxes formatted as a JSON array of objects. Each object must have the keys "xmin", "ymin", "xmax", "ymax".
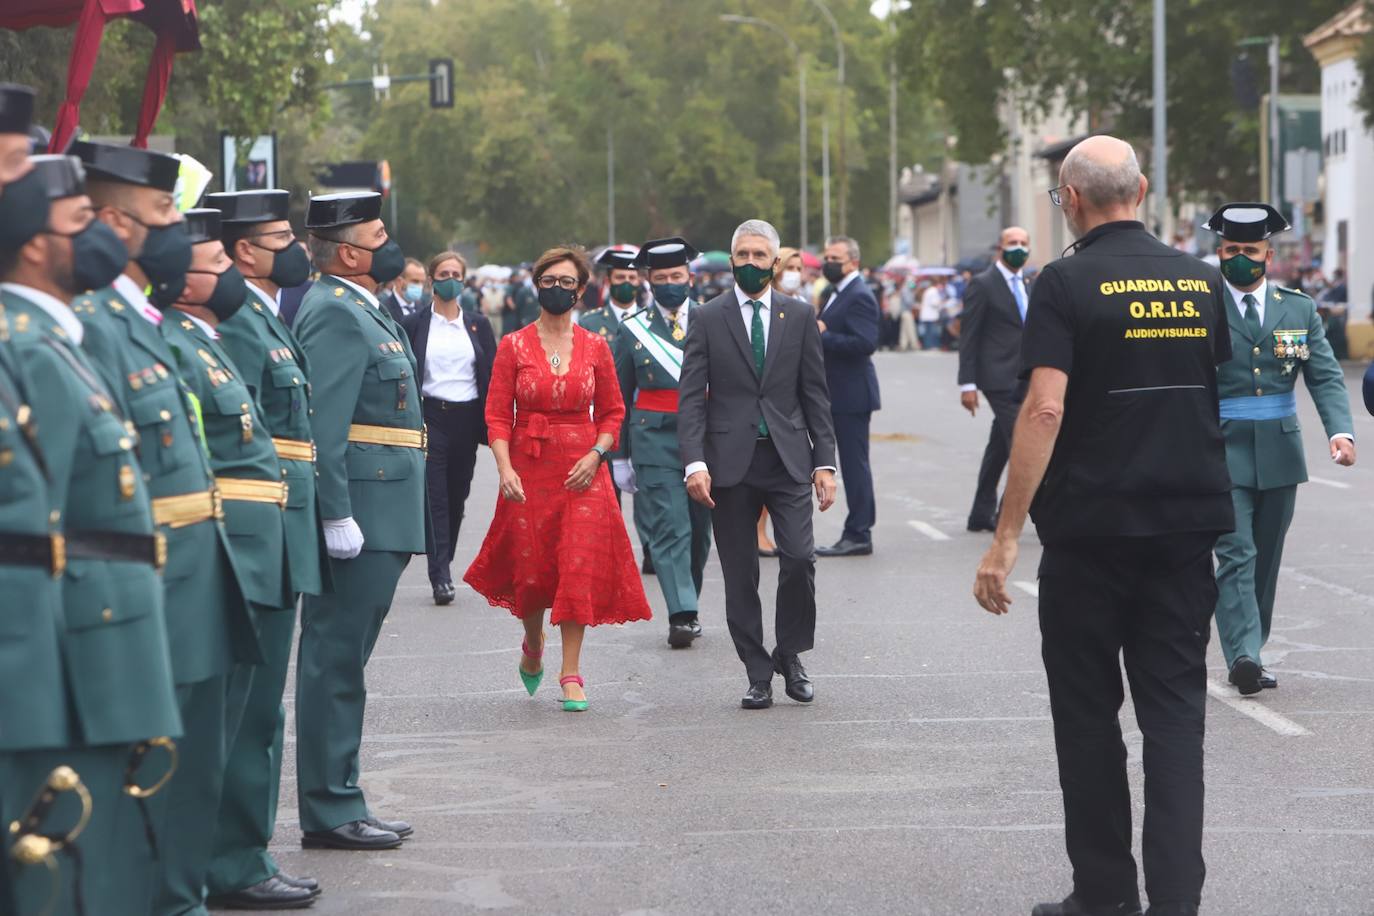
[{"xmin": 1206, "ymin": 203, "xmax": 1355, "ymax": 695}]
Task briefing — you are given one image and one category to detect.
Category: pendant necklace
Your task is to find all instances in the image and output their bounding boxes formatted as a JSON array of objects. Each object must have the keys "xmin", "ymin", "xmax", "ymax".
[{"xmin": 549, "ymin": 351, "xmax": 561, "ymax": 369}]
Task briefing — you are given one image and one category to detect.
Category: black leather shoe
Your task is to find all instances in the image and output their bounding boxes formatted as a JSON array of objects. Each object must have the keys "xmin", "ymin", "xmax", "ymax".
[
  {"xmin": 741, "ymin": 681, "xmax": 773, "ymax": 709},
  {"xmin": 816, "ymin": 538, "xmax": 872, "ymax": 557},
  {"xmin": 301, "ymin": 820, "xmax": 402, "ymax": 850},
  {"xmin": 1259, "ymin": 667, "xmax": 1278, "ymax": 689},
  {"xmin": 772, "ymin": 649, "xmax": 814, "ymax": 703},
  {"xmin": 641, "ymin": 555, "xmax": 655, "ymax": 575},
  {"xmin": 1031, "ymin": 895, "xmax": 1143, "ymax": 916},
  {"xmin": 1144, "ymin": 904, "xmax": 1198, "ymax": 916},
  {"xmin": 432, "ymin": 582, "xmax": 456, "ymax": 606},
  {"xmin": 667, "ymin": 623, "xmax": 696, "ymax": 649},
  {"xmin": 1228, "ymin": 655, "xmax": 1262, "ymax": 695},
  {"xmin": 966, "ymin": 519, "xmax": 996, "ymax": 533},
  {"xmin": 277, "ymin": 873, "xmax": 320, "ymax": 896},
  {"xmin": 688, "ymin": 619, "xmax": 703, "ymax": 638},
  {"xmin": 207, "ymin": 875, "xmax": 316, "ymax": 909},
  {"xmin": 365, "ymin": 814, "xmax": 413, "ymax": 838}
]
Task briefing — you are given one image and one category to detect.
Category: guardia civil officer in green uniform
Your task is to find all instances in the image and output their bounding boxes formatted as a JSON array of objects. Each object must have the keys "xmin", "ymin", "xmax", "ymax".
[
  {"xmin": 155, "ymin": 208, "xmax": 301, "ymax": 914},
  {"xmin": 613, "ymin": 238, "xmax": 712, "ymax": 648},
  {"xmin": 201, "ymin": 189, "xmax": 326, "ymax": 909},
  {"xmin": 1205, "ymin": 203, "xmax": 1356, "ymax": 696},
  {"xmin": 293, "ymin": 192, "xmax": 427, "ymax": 850},
  {"xmin": 506, "ymin": 267, "xmax": 540, "ymax": 336},
  {"xmin": 580, "ymin": 247, "xmax": 641, "ymax": 341},
  {"xmin": 2, "ymin": 153, "xmax": 181, "ymax": 916},
  {"xmin": 71, "ymin": 142, "xmax": 260, "ymax": 916}
]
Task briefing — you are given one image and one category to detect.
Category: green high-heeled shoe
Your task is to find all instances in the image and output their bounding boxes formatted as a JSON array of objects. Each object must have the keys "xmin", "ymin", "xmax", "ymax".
[
  {"xmin": 518, "ymin": 634, "xmax": 544, "ymax": 696},
  {"xmin": 559, "ymin": 674, "xmax": 588, "ymax": 712}
]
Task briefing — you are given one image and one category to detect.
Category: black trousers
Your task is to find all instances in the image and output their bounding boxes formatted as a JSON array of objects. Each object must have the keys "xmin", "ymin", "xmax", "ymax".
[
  {"xmin": 967, "ymin": 386, "xmax": 1023, "ymax": 526},
  {"xmin": 1038, "ymin": 532, "xmax": 1218, "ymax": 909},
  {"xmin": 423, "ymin": 398, "xmax": 482, "ymax": 586},
  {"xmin": 832, "ymin": 410, "xmax": 875, "ymax": 544},
  {"xmin": 711, "ymin": 439, "xmax": 816, "ymax": 683}
]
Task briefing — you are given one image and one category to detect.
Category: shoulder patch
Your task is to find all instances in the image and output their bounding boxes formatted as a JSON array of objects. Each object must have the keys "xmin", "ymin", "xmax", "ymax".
[{"xmin": 1274, "ymin": 284, "xmax": 1313, "ymax": 302}]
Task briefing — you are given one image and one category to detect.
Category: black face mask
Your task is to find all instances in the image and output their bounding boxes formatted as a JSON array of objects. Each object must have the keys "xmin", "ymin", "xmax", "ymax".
[
  {"xmin": 352, "ymin": 237, "xmax": 405, "ymax": 285},
  {"xmin": 184, "ymin": 264, "xmax": 249, "ymax": 322},
  {"xmin": 44, "ymin": 219, "xmax": 129, "ymax": 293},
  {"xmin": 249, "ymin": 238, "xmax": 311, "ymax": 288},
  {"xmin": 822, "ymin": 261, "xmax": 846, "ymax": 284},
  {"xmin": 652, "ymin": 282, "xmax": 690, "ymax": 310},
  {"xmin": 126, "ymin": 214, "xmax": 192, "ymax": 309},
  {"xmin": 537, "ymin": 285, "xmax": 578, "ymax": 315}
]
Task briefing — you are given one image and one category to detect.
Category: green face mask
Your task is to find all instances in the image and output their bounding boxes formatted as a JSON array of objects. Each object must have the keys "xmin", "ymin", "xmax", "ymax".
[
  {"xmin": 1220, "ymin": 252, "xmax": 1267, "ymax": 286},
  {"xmin": 432, "ymin": 277, "xmax": 462, "ymax": 301},
  {"xmin": 610, "ymin": 281, "xmax": 638, "ymax": 305},
  {"xmin": 1002, "ymin": 246, "xmax": 1029, "ymax": 270},
  {"xmin": 732, "ymin": 261, "xmax": 774, "ymax": 296}
]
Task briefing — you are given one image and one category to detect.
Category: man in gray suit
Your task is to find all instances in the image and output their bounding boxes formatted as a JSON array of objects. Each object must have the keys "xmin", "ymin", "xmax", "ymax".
[
  {"xmin": 958, "ymin": 226, "xmax": 1032, "ymax": 531},
  {"xmin": 679, "ymin": 219, "xmax": 838, "ymax": 710}
]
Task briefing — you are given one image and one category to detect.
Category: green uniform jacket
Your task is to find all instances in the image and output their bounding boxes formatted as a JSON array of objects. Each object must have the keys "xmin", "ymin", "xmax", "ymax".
[
  {"xmin": 79, "ymin": 283, "xmax": 258, "ymax": 679},
  {"xmin": 0, "ymin": 320, "xmax": 70, "ymax": 751},
  {"xmin": 579, "ymin": 303, "xmax": 623, "ymax": 344},
  {"xmin": 162, "ymin": 314, "xmax": 292, "ymax": 611},
  {"xmin": 219, "ymin": 292, "xmax": 329, "ymax": 598},
  {"xmin": 614, "ymin": 303, "xmax": 692, "ymax": 469},
  {"xmin": 507, "ymin": 283, "xmax": 540, "ymax": 336},
  {"xmin": 292, "ymin": 276, "xmax": 427, "ymax": 555},
  {"xmin": 3, "ymin": 288, "xmax": 180, "ymax": 745},
  {"xmin": 1219, "ymin": 284, "xmax": 1354, "ymax": 490}
]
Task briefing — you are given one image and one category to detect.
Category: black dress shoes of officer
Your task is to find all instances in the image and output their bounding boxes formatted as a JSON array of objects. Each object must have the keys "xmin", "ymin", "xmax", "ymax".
[
  {"xmin": 967, "ymin": 519, "xmax": 997, "ymax": 533},
  {"xmin": 1228, "ymin": 655, "xmax": 1262, "ymax": 695},
  {"xmin": 279, "ymin": 873, "xmax": 320, "ymax": 895},
  {"xmin": 1143, "ymin": 904, "xmax": 1198, "ymax": 916},
  {"xmin": 432, "ymin": 581, "xmax": 456, "ymax": 606},
  {"xmin": 668, "ymin": 623, "xmax": 695, "ymax": 649},
  {"xmin": 1030, "ymin": 894, "xmax": 1143, "ymax": 916},
  {"xmin": 365, "ymin": 814, "xmax": 413, "ymax": 838},
  {"xmin": 741, "ymin": 681, "xmax": 773, "ymax": 709},
  {"xmin": 772, "ymin": 649, "xmax": 814, "ymax": 703},
  {"xmin": 301, "ymin": 820, "xmax": 403, "ymax": 850},
  {"xmin": 1259, "ymin": 667, "xmax": 1278, "ymax": 689},
  {"xmin": 816, "ymin": 538, "xmax": 873, "ymax": 557},
  {"xmin": 206, "ymin": 874, "xmax": 317, "ymax": 910}
]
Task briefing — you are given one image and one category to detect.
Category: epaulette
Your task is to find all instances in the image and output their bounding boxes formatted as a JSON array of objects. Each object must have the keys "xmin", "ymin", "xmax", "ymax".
[
  {"xmin": 1274, "ymin": 284, "xmax": 1313, "ymax": 302},
  {"xmin": 72, "ymin": 297, "xmax": 97, "ymax": 316}
]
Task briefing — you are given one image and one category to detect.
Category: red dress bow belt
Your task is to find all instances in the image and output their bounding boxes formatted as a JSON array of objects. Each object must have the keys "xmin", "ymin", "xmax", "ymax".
[{"xmin": 513, "ymin": 412, "xmax": 589, "ymax": 458}]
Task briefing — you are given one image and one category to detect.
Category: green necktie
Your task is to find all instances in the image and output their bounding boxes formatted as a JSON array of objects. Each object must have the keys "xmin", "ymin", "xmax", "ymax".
[
  {"xmin": 749, "ymin": 299, "xmax": 768, "ymax": 437},
  {"xmin": 1242, "ymin": 293, "xmax": 1261, "ymax": 337}
]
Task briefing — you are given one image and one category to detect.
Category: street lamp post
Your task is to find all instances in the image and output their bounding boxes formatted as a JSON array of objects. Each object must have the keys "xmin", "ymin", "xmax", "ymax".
[
  {"xmin": 805, "ymin": 0, "xmax": 846, "ymax": 235},
  {"xmin": 721, "ymin": 14, "xmax": 808, "ymax": 251},
  {"xmin": 1239, "ymin": 34, "xmax": 1282, "ymax": 204},
  {"xmin": 1152, "ymin": 0, "xmax": 1166, "ymax": 236}
]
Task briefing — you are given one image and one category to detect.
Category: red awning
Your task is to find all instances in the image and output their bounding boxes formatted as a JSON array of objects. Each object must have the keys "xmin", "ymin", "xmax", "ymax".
[{"xmin": 0, "ymin": 0, "xmax": 200, "ymax": 152}]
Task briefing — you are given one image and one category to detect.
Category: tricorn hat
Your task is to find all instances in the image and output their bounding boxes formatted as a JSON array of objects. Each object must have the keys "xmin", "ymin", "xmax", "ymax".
[
  {"xmin": 70, "ymin": 140, "xmax": 180, "ymax": 193},
  {"xmin": 183, "ymin": 208, "xmax": 222, "ymax": 245},
  {"xmin": 1202, "ymin": 202, "xmax": 1290, "ymax": 242},
  {"xmin": 631, "ymin": 237, "xmax": 699, "ymax": 270},
  {"xmin": 28, "ymin": 154, "xmax": 85, "ymax": 200},
  {"xmin": 305, "ymin": 191, "xmax": 381, "ymax": 231},
  {"xmin": 204, "ymin": 189, "xmax": 290, "ymax": 224},
  {"xmin": 0, "ymin": 84, "xmax": 35, "ymax": 135},
  {"xmin": 596, "ymin": 246, "xmax": 640, "ymax": 272}
]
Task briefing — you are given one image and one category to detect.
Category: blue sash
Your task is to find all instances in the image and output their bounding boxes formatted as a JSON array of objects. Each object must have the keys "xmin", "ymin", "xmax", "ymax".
[{"xmin": 1218, "ymin": 391, "xmax": 1297, "ymax": 421}]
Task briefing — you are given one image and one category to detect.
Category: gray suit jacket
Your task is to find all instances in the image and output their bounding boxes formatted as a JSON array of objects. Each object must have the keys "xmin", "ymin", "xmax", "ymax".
[
  {"xmin": 678, "ymin": 289, "xmax": 836, "ymax": 488},
  {"xmin": 957, "ymin": 265, "xmax": 1025, "ymax": 392}
]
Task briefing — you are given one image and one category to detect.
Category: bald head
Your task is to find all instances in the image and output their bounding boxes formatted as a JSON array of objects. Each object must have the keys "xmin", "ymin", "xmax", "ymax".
[
  {"xmin": 1060, "ymin": 136, "xmax": 1144, "ymax": 210},
  {"xmin": 1000, "ymin": 226, "xmax": 1029, "ymax": 248}
]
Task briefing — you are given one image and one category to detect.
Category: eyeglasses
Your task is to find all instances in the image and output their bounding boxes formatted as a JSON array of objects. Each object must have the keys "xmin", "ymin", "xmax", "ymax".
[
  {"xmin": 536, "ymin": 275, "xmax": 579, "ymax": 290},
  {"xmin": 1048, "ymin": 185, "xmax": 1069, "ymax": 208}
]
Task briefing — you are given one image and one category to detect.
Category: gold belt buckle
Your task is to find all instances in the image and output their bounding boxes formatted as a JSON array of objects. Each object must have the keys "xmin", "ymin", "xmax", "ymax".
[
  {"xmin": 210, "ymin": 487, "xmax": 224, "ymax": 520},
  {"xmin": 48, "ymin": 533, "xmax": 65, "ymax": 579},
  {"xmin": 279, "ymin": 482, "xmax": 289, "ymax": 509},
  {"xmin": 421, "ymin": 423, "xmax": 429, "ymax": 454},
  {"xmin": 153, "ymin": 532, "xmax": 167, "ymax": 571}
]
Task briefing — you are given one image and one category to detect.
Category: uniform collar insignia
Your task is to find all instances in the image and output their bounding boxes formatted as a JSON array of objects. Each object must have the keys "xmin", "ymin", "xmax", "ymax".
[{"xmin": 181, "ymin": 320, "xmax": 194, "ymax": 330}]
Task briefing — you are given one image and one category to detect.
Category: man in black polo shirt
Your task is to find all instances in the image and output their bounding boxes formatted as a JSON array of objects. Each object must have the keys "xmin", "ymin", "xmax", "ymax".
[{"xmin": 973, "ymin": 136, "xmax": 1235, "ymax": 916}]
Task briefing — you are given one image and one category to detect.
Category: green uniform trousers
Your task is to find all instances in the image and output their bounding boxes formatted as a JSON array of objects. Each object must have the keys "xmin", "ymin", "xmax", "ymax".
[
  {"xmin": 296, "ymin": 550, "xmax": 410, "ymax": 832},
  {"xmin": 1214, "ymin": 484, "xmax": 1297, "ymax": 668},
  {"xmin": 206, "ymin": 606, "xmax": 296, "ymax": 895},
  {"xmin": 147, "ymin": 674, "xmax": 239, "ymax": 916},
  {"xmin": 1, "ymin": 746, "xmax": 153, "ymax": 916},
  {"xmin": 634, "ymin": 464, "xmax": 712, "ymax": 619}
]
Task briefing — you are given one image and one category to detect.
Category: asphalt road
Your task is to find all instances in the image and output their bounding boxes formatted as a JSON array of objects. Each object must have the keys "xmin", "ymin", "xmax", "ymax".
[{"xmin": 254, "ymin": 350, "xmax": 1374, "ymax": 916}]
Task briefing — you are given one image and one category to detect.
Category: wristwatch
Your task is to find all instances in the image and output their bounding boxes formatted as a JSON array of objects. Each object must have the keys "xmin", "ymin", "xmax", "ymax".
[{"xmin": 590, "ymin": 444, "xmax": 609, "ymax": 461}]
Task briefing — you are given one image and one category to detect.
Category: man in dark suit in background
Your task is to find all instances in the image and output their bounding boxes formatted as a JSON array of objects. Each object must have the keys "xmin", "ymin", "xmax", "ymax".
[
  {"xmin": 383, "ymin": 257, "xmax": 429, "ymax": 322},
  {"xmin": 679, "ymin": 219, "xmax": 837, "ymax": 710},
  {"xmin": 958, "ymin": 226, "xmax": 1032, "ymax": 532},
  {"xmin": 816, "ymin": 235, "xmax": 881, "ymax": 557}
]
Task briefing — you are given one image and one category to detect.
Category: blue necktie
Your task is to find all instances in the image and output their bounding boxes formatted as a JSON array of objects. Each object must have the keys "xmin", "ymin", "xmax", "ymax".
[{"xmin": 1011, "ymin": 274, "xmax": 1027, "ymax": 322}]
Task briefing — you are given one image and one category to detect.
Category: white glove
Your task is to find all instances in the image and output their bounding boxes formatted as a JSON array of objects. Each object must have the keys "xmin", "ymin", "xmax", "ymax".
[
  {"xmin": 611, "ymin": 459, "xmax": 637, "ymax": 494},
  {"xmin": 322, "ymin": 517, "xmax": 365, "ymax": 560}
]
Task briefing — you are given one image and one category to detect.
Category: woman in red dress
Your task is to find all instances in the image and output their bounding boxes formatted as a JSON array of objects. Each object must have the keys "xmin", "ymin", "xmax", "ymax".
[{"xmin": 465, "ymin": 246, "xmax": 652, "ymax": 711}]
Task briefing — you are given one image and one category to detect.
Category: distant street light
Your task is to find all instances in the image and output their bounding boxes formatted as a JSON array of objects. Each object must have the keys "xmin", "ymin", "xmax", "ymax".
[
  {"xmin": 721, "ymin": 14, "xmax": 809, "ymax": 251},
  {"xmin": 1239, "ymin": 34, "xmax": 1282, "ymax": 206}
]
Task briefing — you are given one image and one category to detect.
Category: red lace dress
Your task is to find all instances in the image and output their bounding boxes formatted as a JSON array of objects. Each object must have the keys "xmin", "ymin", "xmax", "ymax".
[{"xmin": 464, "ymin": 324, "xmax": 652, "ymax": 626}]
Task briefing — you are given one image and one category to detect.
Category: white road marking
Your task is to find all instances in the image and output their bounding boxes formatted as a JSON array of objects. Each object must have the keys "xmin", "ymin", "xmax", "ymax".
[
  {"xmin": 1308, "ymin": 475, "xmax": 1352, "ymax": 490},
  {"xmin": 1013, "ymin": 580, "xmax": 1040, "ymax": 598},
  {"xmin": 1205, "ymin": 680, "xmax": 1312, "ymax": 737},
  {"xmin": 906, "ymin": 519, "xmax": 950, "ymax": 541}
]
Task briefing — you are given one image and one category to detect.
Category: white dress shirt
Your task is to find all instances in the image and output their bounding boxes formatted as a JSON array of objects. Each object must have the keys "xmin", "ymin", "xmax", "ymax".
[
  {"xmin": 113, "ymin": 273, "xmax": 162, "ymax": 325},
  {"xmin": 0, "ymin": 283, "xmax": 84, "ymax": 344},
  {"xmin": 333, "ymin": 275, "xmax": 380, "ymax": 310},
  {"xmin": 422, "ymin": 309, "xmax": 479, "ymax": 403},
  {"xmin": 184, "ymin": 312, "xmax": 220, "ymax": 340},
  {"xmin": 821, "ymin": 270, "xmax": 859, "ymax": 314},
  {"xmin": 655, "ymin": 301, "xmax": 690, "ymax": 334},
  {"xmin": 248, "ymin": 281, "xmax": 281, "ymax": 317}
]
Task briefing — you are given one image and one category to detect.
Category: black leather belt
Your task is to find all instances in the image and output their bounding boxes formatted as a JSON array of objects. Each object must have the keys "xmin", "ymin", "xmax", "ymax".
[
  {"xmin": 67, "ymin": 530, "xmax": 166, "ymax": 571},
  {"xmin": 0, "ymin": 533, "xmax": 66, "ymax": 576},
  {"xmin": 423, "ymin": 397, "xmax": 479, "ymax": 411}
]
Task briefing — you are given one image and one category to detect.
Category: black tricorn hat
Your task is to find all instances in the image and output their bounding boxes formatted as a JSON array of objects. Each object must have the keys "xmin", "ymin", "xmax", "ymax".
[
  {"xmin": 1202, "ymin": 202, "xmax": 1290, "ymax": 242},
  {"xmin": 204, "ymin": 189, "xmax": 290, "ymax": 224},
  {"xmin": 0, "ymin": 84, "xmax": 35, "ymax": 135},
  {"xmin": 70, "ymin": 140, "xmax": 180, "ymax": 193},
  {"xmin": 28, "ymin": 154, "xmax": 86, "ymax": 200},
  {"xmin": 183, "ymin": 208, "xmax": 222, "ymax": 245},
  {"xmin": 596, "ymin": 246, "xmax": 640, "ymax": 271},
  {"xmin": 631, "ymin": 237, "xmax": 699, "ymax": 270},
  {"xmin": 305, "ymin": 191, "xmax": 381, "ymax": 230}
]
